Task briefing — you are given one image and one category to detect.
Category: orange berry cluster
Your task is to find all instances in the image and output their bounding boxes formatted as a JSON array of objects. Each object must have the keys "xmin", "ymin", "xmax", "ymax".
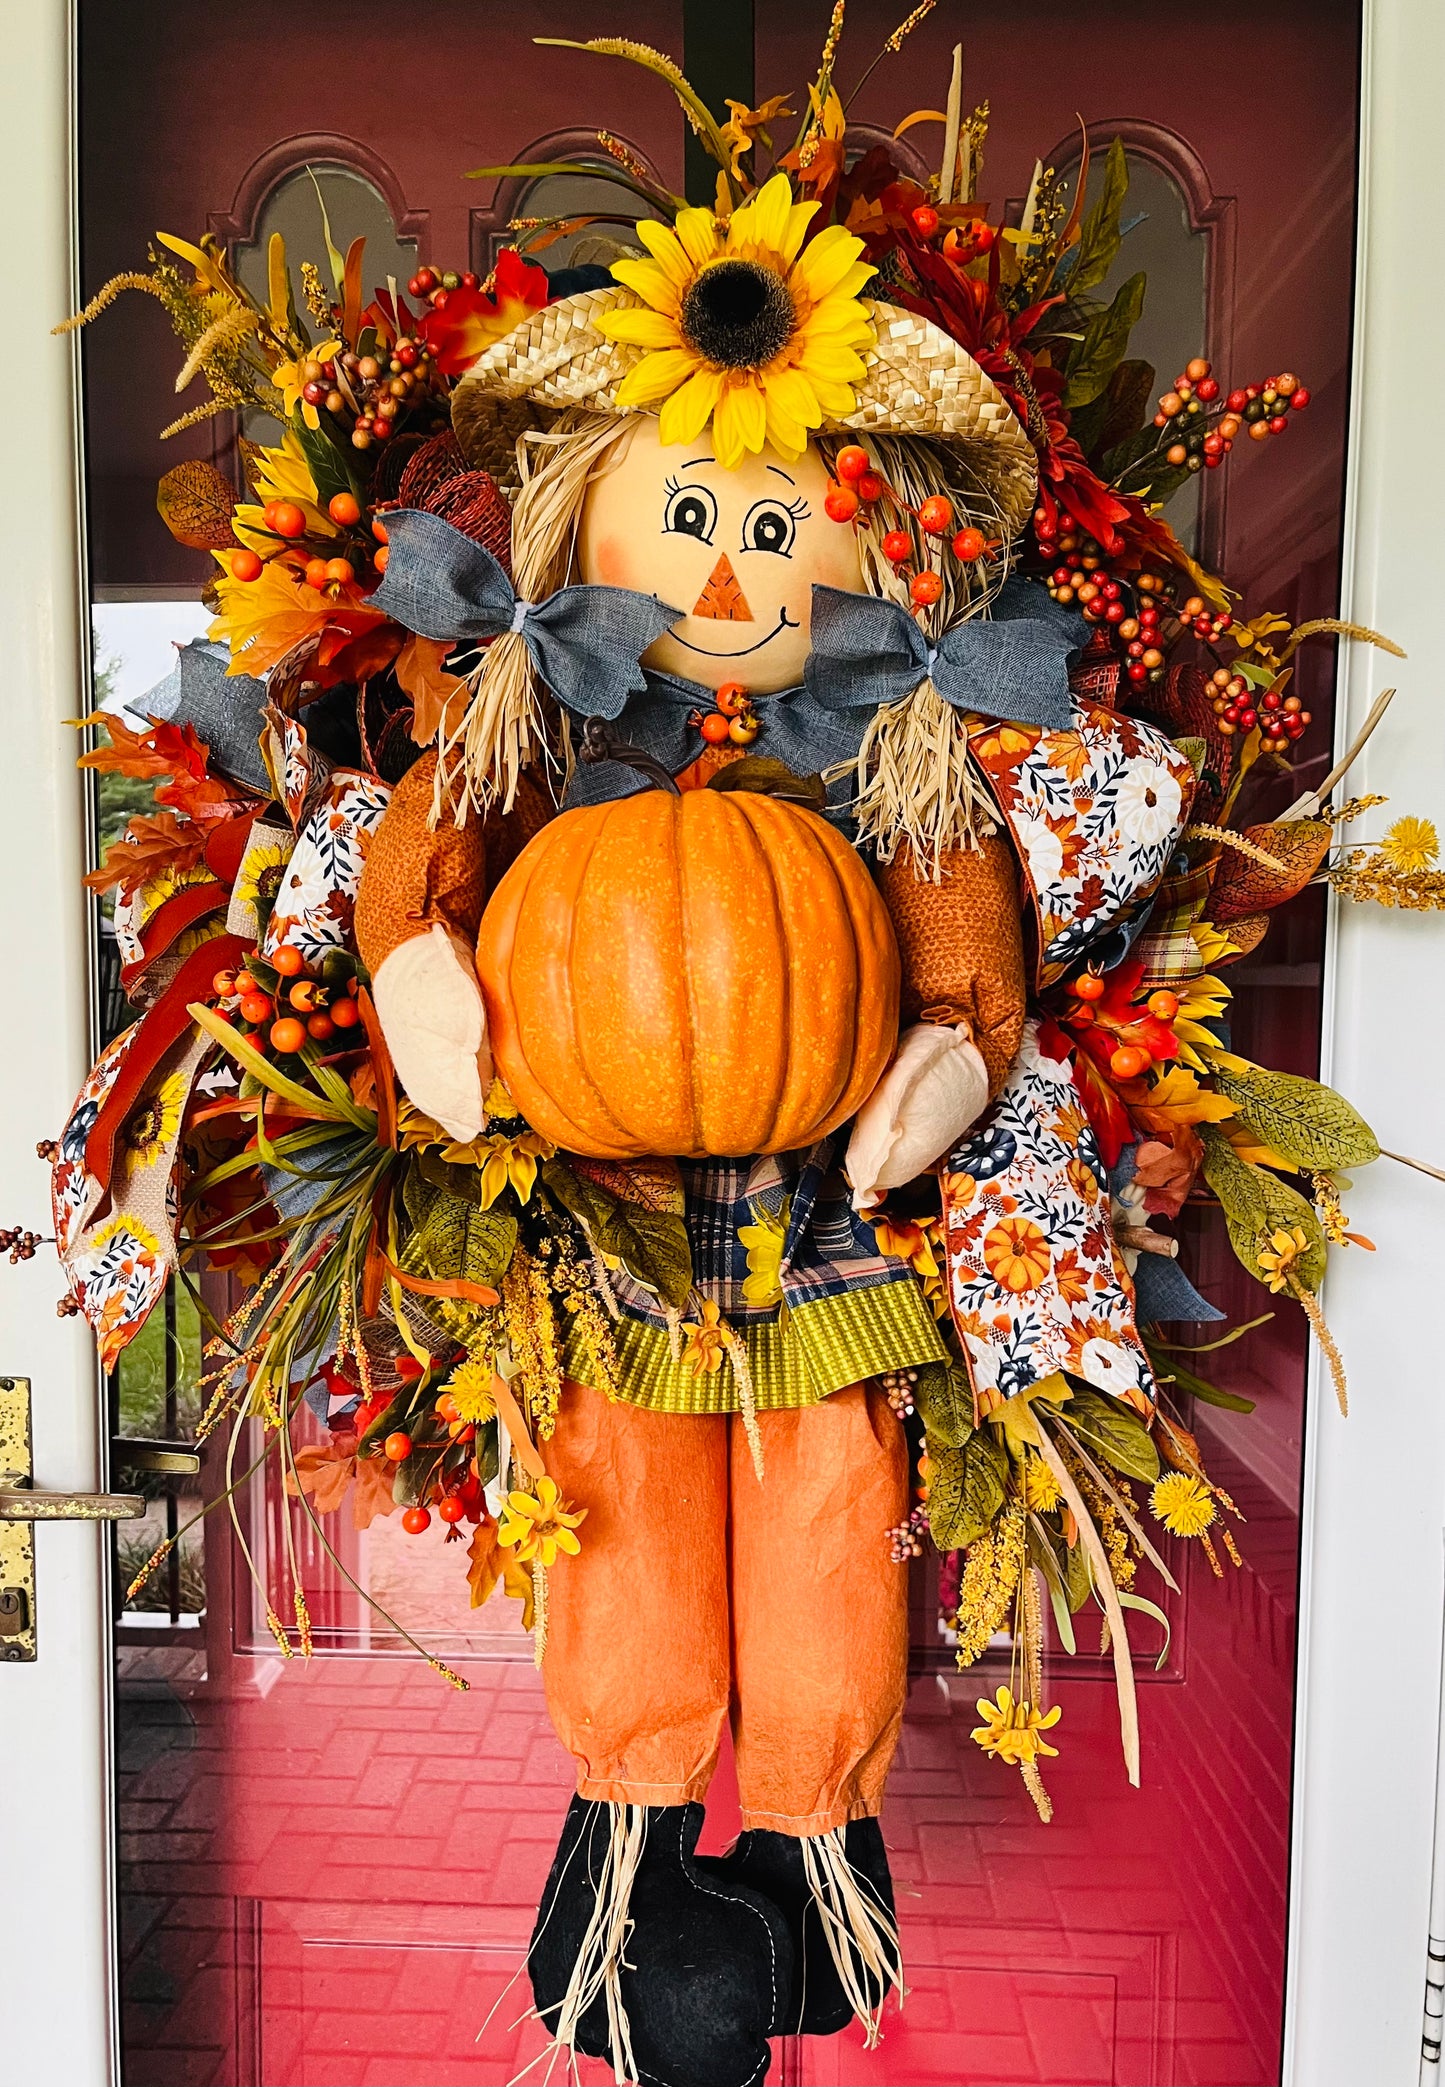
[
  {"xmin": 227, "ymin": 491, "xmax": 390, "ymax": 588},
  {"xmin": 690, "ymin": 680, "xmax": 761, "ymax": 748},
  {"xmin": 213, "ymin": 942, "xmax": 362, "ymax": 1058},
  {"xmin": 824, "ymin": 444, "xmax": 991, "ymax": 611},
  {"xmin": 1069, "ymin": 970, "xmax": 1179, "ymax": 1080}
]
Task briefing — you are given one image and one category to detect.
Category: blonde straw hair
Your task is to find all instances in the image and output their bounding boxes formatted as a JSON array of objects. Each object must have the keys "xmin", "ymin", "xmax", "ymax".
[{"xmin": 434, "ymin": 410, "xmax": 637, "ymax": 822}]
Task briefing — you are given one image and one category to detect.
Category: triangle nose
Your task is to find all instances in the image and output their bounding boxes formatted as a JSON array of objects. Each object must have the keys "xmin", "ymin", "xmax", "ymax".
[{"xmin": 691, "ymin": 553, "xmax": 753, "ymax": 621}]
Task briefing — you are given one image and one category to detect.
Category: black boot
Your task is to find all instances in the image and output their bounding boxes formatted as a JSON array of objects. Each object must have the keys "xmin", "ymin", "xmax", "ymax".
[
  {"xmin": 528, "ymin": 1794, "xmax": 793, "ymax": 2087},
  {"xmin": 705, "ymin": 1818, "xmax": 901, "ymax": 2038}
]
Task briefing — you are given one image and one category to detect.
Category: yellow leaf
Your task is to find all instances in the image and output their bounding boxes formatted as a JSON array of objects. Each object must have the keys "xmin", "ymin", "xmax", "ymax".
[
  {"xmin": 267, "ymin": 233, "xmax": 289, "ymax": 328},
  {"xmin": 1129, "ymin": 1065, "xmax": 1236, "ymax": 1134}
]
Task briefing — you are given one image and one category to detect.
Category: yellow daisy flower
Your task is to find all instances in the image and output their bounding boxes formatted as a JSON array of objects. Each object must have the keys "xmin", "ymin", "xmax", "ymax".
[
  {"xmin": 1150, "ymin": 1470, "xmax": 1217, "ymax": 1538},
  {"xmin": 599, "ymin": 172, "xmax": 876, "ymax": 467},
  {"xmin": 1256, "ymin": 1225, "xmax": 1309, "ymax": 1293},
  {"xmin": 1379, "ymin": 815, "xmax": 1439, "ymax": 873},
  {"xmin": 680, "ymin": 1297, "xmax": 730, "ymax": 1375},
  {"xmin": 971, "ymin": 1685, "xmax": 1062, "ymax": 1766},
  {"xmin": 496, "ymin": 1476, "xmax": 586, "ymax": 1568}
]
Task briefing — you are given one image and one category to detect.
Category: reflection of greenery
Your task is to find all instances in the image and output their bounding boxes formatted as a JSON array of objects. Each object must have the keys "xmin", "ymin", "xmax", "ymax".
[
  {"xmin": 117, "ymin": 1528, "xmax": 206, "ymax": 1613},
  {"xmin": 117, "ymin": 1282, "xmax": 203, "ymax": 1440}
]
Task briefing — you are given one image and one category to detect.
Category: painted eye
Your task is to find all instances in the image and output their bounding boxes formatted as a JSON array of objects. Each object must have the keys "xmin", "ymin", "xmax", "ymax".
[
  {"xmin": 663, "ymin": 484, "xmax": 718, "ymax": 542},
  {"xmin": 742, "ymin": 500, "xmax": 798, "ymax": 557}
]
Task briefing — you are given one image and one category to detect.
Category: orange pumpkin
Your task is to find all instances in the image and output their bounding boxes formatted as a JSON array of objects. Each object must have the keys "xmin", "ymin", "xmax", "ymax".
[{"xmin": 475, "ymin": 787, "xmax": 900, "ymax": 1159}]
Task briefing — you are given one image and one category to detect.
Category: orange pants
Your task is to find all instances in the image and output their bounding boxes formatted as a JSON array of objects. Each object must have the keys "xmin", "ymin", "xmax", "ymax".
[{"xmin": 540, "ymin": 1381, "xmax": 909, "ymax": 1836}]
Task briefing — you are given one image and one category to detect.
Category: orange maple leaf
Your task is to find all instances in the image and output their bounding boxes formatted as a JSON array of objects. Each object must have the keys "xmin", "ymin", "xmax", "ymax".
[
  {"xmin": 83, "ymin": 810, "xmax": 210, "ymax": 897},
  {"xmin": 395, "ymin": 634, "xmax": 468, "ymax": 744}
]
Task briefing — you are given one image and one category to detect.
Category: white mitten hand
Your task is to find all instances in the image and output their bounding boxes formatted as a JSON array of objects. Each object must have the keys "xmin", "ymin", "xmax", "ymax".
[
  {"xmin": 847, "ymin": 1021, "xmax": 989, "ymax": 1212},
  {"xmin": 371, "ymin": 922, "xmax": 492, "ymax": 1141}
]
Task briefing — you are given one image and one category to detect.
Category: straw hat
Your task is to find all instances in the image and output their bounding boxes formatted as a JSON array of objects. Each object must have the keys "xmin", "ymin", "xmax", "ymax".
[{"xmin": 452, "ymin": 284, "xmax": 1039, "ymax": 538}]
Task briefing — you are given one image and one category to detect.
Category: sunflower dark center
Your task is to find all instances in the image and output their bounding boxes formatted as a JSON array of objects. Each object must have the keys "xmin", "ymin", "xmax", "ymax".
[{"xmin": 680, "ymin": 259, "xmax": 795, "ymax": 370}]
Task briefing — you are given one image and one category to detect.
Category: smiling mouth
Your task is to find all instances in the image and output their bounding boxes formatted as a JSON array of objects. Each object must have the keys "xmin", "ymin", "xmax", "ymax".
[{"xmin": 671, "ymin": 609, "xmax": 798, "ymax": 658}]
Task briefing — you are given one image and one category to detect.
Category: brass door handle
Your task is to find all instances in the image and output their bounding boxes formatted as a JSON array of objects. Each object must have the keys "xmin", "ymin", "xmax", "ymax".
[
  {"xmin": 0, "ymin": 1488, "xmax": 144, "ymax": 1521},
  {"xmin": 0, "ymin": 1375, "xmax": 149, "ymax": 1662}
]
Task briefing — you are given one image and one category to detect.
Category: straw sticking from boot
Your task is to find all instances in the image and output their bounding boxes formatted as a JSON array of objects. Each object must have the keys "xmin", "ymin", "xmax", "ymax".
[
  {"xmin": 798, "ymin": 1828, "xmax": 905, "ymax": 2047},
  {"xmin": 839, "ymin": 678, "xmax": 997, "ymax": 878},
  {"xmin": 548, "ymin": 1801, "xmax": 647, "ymax": 2087},
  {"xmin": 725, "ymin": 1328, "xmax": 764, "ymax": 1480}
]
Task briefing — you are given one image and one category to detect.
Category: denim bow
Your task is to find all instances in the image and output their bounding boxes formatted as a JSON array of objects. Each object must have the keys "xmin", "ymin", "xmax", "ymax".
[
  {"xmin": 804, "ymin": 579, "xmax": 1082, "ymax": 731},
  {"xmin": 370, "ymin": 508, "xmax": 683, "ymax": 720}
]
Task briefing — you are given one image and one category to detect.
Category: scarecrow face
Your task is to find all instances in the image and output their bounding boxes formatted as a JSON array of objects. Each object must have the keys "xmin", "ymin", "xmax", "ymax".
[{"xmin": 578, "ymin": 415, "xmax": 865, "ymax": 693}]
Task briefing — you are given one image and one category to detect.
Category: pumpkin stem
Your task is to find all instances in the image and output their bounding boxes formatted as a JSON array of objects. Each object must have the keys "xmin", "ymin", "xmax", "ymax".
[{"xmin": 579, "ymin": 715, "xmax": 680, "ymax": 795}]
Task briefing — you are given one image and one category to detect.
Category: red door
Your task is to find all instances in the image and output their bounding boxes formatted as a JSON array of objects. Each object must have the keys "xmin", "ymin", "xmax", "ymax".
[{"xmin": 92, "ymin": 3, "xmax": 1361, "ymax": 2081}]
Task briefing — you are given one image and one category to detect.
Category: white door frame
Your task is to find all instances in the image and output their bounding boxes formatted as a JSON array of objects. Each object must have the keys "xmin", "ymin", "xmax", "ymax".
[
  {"xmin": 1, "ymin": 1, "xmax": 1441, "ymax": 2081},
  {"xmin": 0, "ymin": 3, "xmax": 117, "ymax": 2084},
  {"xmin": 1283, "ymin": 1, "xmax": 1445, "ymax": 2080}
]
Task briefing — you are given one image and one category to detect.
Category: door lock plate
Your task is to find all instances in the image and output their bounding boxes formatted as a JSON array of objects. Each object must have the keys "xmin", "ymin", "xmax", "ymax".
[{"xmin": 0, "ymin": 1377, "xmax": 37, "ymax": 1662}]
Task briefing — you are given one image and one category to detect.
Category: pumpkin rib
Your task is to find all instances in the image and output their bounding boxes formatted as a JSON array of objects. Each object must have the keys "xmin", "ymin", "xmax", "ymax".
[
  {"xmin": 808, "ymin": 814, "xmax": 901, "ymax": 1129},
  {"xmin": 731, "ymin": 794, "xmax": 792, "ymax": 1146},
  {"xmin": 807, "ymin": 813, "xmax": 864, "ymax": 1129},
  {"xmin": 496, "ymin": 814, "xmax": 638, "ymax": 1154},
  {"xmin": 553, "ymin": 800, "xmax": 647, "ymax": 1151},
  {"xmin": 483, "ymin": 822, "xmax": 612, "ymax": 1154},
  {"xmin": 752, "ymin": 796, "xmax": 854, "ymax": 1145},
  {"xmin": 672, "ymin": 792, "xmax": 707, "ymax": 1156}
]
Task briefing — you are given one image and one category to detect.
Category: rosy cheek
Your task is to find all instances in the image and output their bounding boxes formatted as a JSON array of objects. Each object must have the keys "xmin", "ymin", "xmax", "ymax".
[{"xmin": 586, "ymin": 535, "xmax": 638, "ymax": 589}]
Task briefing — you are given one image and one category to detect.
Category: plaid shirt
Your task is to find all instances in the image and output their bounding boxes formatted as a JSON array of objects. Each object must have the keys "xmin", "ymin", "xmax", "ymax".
[{"xmin": 608, "ymin": 1136, "xmax": 921, "ymax": 1329}]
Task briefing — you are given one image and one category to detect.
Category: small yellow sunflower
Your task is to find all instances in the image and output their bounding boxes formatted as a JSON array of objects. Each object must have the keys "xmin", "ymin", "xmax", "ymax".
[
  {"xmin": 598, "ymin": 172, "xmax": 875, "ymax": 468},
  {"xmin": 233, "ymin": 838, "xmax": 295, "ymax": 913},
  {"xmin": 1150, "ymin": 1470, "xmax": 1217, "ymax": 1538}
]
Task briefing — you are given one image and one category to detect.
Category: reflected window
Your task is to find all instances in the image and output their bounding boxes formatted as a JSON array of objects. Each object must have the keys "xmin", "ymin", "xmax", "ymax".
[
  {"xmin": 510, "ymin": 163, "xmax": 663, "ymax": 273},
  {"xmin": 232, "ymin": 164, "xmax": 418, "ymax": 440},
  {"xmin": 1053, "ymin": 148, "xmax": 1209, "ymax": 546}
]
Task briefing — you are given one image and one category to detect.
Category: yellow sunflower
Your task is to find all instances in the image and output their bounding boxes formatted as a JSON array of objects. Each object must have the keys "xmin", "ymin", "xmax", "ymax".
[
  {"xmin": 738, "ymin": 1200, "xmax": 788, "ymax": 1309},
  {"xmin": 599, "ymin": 172, "xmax": 876, "ymax": 467},
  {"xmin": 123, "ymin": 1071, "xmax": 188, "ymax": 1169},
  {"xmin": 232, "ymin": 838, "xmax": 295, "ymax": 914}
]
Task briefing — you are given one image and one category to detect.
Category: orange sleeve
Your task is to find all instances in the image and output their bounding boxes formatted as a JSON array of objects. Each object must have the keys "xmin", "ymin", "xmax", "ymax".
[
  {"xmin": 876, "ymin": 834, "xmax": 1027, "ymax": 1096},
  {"xmin": 354, "ymin": 752, "xmax": 557, "ymax": 977},
  {"xmin": 354, "ymin": 751, "xmax": 488, "ymax": 976}
]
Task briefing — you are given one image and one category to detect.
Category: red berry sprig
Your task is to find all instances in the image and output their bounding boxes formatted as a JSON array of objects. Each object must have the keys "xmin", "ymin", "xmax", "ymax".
[
  {"xmin": 216, "ymin": 946, "xmax": 362, "ymax": 1059},
  {"xmin": 688, "ymin": 681, "xmax": 760, "ymax": 749},
  {"xmin": 1139, "ymin": 359, "xmax": 1309, "ymax": 483}
]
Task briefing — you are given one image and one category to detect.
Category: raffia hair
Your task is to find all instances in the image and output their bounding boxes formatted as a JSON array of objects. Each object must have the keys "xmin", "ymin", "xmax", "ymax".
[{"xmin": 434, "ymin": 409, "xmax": 636, "ymax": 824}]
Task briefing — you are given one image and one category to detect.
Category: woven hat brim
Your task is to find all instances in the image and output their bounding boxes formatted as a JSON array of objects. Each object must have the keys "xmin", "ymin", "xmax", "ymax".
[{"xmin": 452, "ymin": 287, "xmax": 1038, "ymax": 535}]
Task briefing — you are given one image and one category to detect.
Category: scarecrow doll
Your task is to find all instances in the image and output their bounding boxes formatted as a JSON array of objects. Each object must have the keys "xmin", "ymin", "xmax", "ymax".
[{"xmin": 351, "ymin": 173, "xmax": 1194, "ymax": 2086}]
